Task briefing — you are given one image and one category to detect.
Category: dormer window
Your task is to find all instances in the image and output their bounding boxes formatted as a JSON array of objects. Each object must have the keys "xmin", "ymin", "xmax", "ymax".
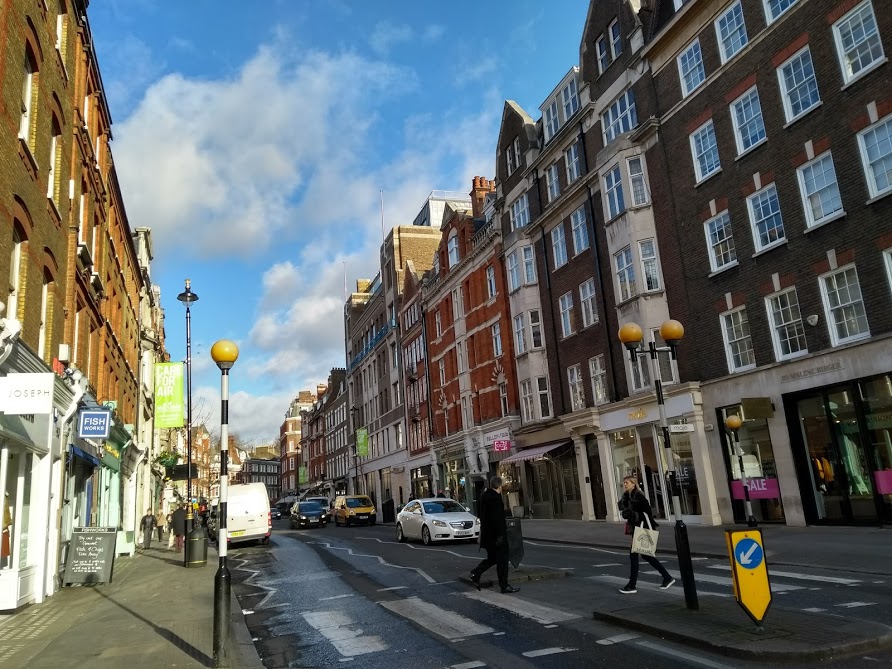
[
  {"xmin": 543, "ymin": 74, "xmax": 580, "ymax": 143},
  {"xmin": 545, "ymin": 101, "xmax": 560, "ymax": 140},
  {"xmin": 447, "ymin": 232, "xmax": 460, "ymax": 268},
  {"xmin": 506, "ymin": 136, "xmax": 522, "ymax": 176},
  {"xmin": 562, "ymin": 79, "xmax": 579, "ymax": 119}
]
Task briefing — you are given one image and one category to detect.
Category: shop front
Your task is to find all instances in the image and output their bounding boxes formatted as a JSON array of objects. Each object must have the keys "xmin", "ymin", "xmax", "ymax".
[
  {"xmin": 409, "ymin": 465, "xmax": 433, "ymax": 500},
  {"xmin": 498, "ymin": 439, "xmax": 580, "ymax": 520}
]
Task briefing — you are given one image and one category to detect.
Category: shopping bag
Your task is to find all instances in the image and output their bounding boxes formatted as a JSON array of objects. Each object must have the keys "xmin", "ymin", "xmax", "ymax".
[{"xmin": 631, "ymin": 516, "xmax": 659, "ymax": 557}]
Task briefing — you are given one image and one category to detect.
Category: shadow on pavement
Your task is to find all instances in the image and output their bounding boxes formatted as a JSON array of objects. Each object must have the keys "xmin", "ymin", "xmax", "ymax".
[{"xmin": 137, "ymin": 548, "xmax": 187, "ymax": 567}]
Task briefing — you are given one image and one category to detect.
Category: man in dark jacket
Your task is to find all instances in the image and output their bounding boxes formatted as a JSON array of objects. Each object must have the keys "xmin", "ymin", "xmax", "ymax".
[
  {"xmin": 171, "ymin": 504, "xmax": 187, "ymax": 553},
  {"xmin": 470, "ymin": 476, "xmax": 519, "ymax": 594}
]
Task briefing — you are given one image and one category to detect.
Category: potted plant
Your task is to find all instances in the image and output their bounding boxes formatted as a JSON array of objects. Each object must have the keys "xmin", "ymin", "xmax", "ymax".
[{"xmin": 156, "ymin": 450, "xmax": 180, "ymax": 468}]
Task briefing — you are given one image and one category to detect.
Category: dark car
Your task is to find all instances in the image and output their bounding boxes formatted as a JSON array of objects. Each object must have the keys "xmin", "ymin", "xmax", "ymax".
[
  {"xmin": 290, "ymin": 501, "xmax": 326, "ymax": 529},
  {"xmin": 303, "ymin": 496, "xmax": 332, "ymax": 523},
  {"xmin": 270, "ymin": 506, "xmax": 282, "ymax": 520}
]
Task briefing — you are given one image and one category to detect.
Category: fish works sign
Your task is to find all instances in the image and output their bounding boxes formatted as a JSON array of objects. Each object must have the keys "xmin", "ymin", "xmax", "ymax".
[
  {"xmin": 0, "ymin": 373, "xmax": 55, "ymax": 414},
  {"xmin": 78, "ymin": 410, "xmax": 112, "ymax": 438}
]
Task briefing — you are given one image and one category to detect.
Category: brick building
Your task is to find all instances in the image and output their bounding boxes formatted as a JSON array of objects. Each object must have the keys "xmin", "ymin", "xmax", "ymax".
[{"xmin": 278, "ymin": 390, "xmax": 315, "ymax": 501}]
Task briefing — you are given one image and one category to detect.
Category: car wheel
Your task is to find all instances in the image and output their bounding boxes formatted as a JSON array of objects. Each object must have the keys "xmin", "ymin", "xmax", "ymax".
[
  {"xmin": 422, "ymin": 525, "xmax": 432, "ymax": 546},
  {"xmin": 345, "ymin": 517, "xmax": 351, "ymax": 527},
  {"xmin": 396, "ymin": 523, "xmax": 407, "ymax": 543},
  {"xmin": 370, "ymin": 519, "xmax": 376, "ymax": 526}
]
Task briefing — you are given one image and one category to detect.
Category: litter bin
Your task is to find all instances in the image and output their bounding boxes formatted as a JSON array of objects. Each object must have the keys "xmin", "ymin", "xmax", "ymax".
[
  {"xmin": 382, "ymin": 498, "xmax": 395, "ymax": 524},
  {"xmin": 506, "ymin": 517, "xmax": 524, "ymax": 568},
  {"xmin": 184, "ymin": 524, "xmax": 208, "ymax": 568}
]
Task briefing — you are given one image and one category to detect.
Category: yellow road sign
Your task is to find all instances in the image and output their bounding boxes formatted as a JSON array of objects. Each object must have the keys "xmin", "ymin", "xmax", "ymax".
[{"xmin": 726, "ymin": 529, "xmax": 772, "ymax": 624}]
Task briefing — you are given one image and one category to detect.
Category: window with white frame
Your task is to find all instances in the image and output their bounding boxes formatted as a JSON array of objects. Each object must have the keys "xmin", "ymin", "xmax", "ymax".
[
  {"xmin": 514, "ymin": 313, "xmax": 527, "ymax": 354},
  {"xmin": 597, "ymin": 35, "xmax": 610, "ymax": 74},
  {"xmin": 499, "ymin": 382, "xmax": 509, "ymax": 417},
  {"xmin": 520, "ymin": 379, "xmax": 535, "ymax": 422},
  {"xmin": 507, "ymin": 251, "xmax": 520, "ymax": 292},
  {"xmin": 615, "ymin": 246, "xmax": 636, "ymax": 302},
  {"xmin": 545, "ymin": 100, "xmax": 560, "ymax": 141},
  {"xmin": 704, "ymin": 210, "xmax": 737, "ymax": 272},
  {"xmin": 457, "ymin": 340, "xmax": 466, "ymax": 373},
  {"xmin": 559, "ymin": 292, "xmax": 575, "ymax": 337},
  {"xmin": 47, "ymin": 128, "xmax": 60, "ymax": 203},
  {"xmin": 589, "ymin": 355, "xmax": 608, "ymax": 405},
  {"xmin": 513, "ymin": 137, "xmax": 522, "ymax": 170},
  {"xmin": 451, "ymin": 287, "xmax": 463, "ymax": 319},
  {"xmin": 566, "ymin": 142, "xmax": 581, "ymax": 183},
  {"xmin": 537, "ymin": 377, "xmax": 552, "ymax": 418},
  {"xmin": 546, "ymin": 163, "xmax": 560, "ymax": 202},
  {"xmin": 857, "ymin": 115, "xmax": 892, "ymax": 198},
  {"xmin": 820, "ymin": 265, "xmax": 870, "ymax": 345},
  {"xmin": 629, "ymin": 347, "xmax": 651, "ymax": 391},
  {"xmin": 764, "ymin": 0, "xmax": 798, "ymax": 23},
  {"xmin": 602, "ymin": 89, "xmax": 637, "ymax": 144},
  {"xmin": 579, "ymin": 278, "xmax": 598, "ymax": 327},
  {"xmin": 884, "ymin": 249, "xmax": 892, "ymax": 297},
  {"xmin": 435, "ymin": 311, "xmax": 442, "ymax": 338},
  {"xmin": 628, "ymin": 157, "xmax": 648, "ymax": 206},
  {"xmin": 639, "ymin": 239, "xmax": 661, "ymax": 291},
  {"xmin": 439, "ymin": 359, "xmax": 446, "ymax": 386},
  {"xmin": 766, "ymin": 288, "xmax": 807, "ymax": 359},
  {"xmin": 691, "ymin": 120, "xmax": 720, "ymax": 182},
  {"xmin": 506, "ymin": 139, "xmax": 517, "ymax": 175},
  {"xmin": 492, "ymin": 322, "xmax": 502, "ymax": 357},
  {"xmin": 747, "ymin": 184, "xmax": 786, "ymax": 250},
  {"xmin": 833, "ymin": 1, "xmax": 884, "ymax": 84},
  {"xmin": 731, "ymin": 87, "xmax": 766, "ymax": 154},
  {"xmin": 510, "ymin": 193, "xmax": 530, "ymax": 231},
  {"xmin": 522, "ymin": 246, "xmax": 537, "ymax": 284},
  {"xmin": 778, "ymin": 47, "xmax": 820, "ymax": 122},
  {"xmin": 678, "ymin": 39, "xmax": 706, "ymax": 96},
  {"xmin": 570, "ymin": 207, "xmax": 589, "ymax": 254},
  {"xmin": 605, "ymin": 164, "xmax": 625, "ymax": 219},
  {"xmin": 486, "ymin": 265, "xmax": 496, "ymax": 299},
  {"xmin": 38, "ymin": 275, "xmax": 50, "ymax": 358},
  {"xmin": 552, "ymin": 225, "xmax": 568, "ymax": 268},
  {"xmin": 8, "ymin": 228, "xmax": 22, "ymax": 321},
  {"xmin": 562, "ymin": 78, "xmax": 579, "ymax": 119},
  {"xmin": 610, "ymin": 20, "xmax": 622, "ymax": 58},
  {"xmin": 447, "ymin": 233, "xmax": 460, "ymax": 267},
  {"xmin": 651, "ymin": 328, "xmax": 678, "ymax": 383},
  {"xmin": 529, "ymin": 309, "xmax": 543, "ymax": 348},
  {"xmin": 716, "ymin": 1, "xmax": 748, "ymax": 63},
  {"xmin": 568, "ymin": 364, "xmax": 586, "ymax": 411},
  {"xmin": 797, "ymin": 152, "xmax": 843, "ymax": 227},
  {"xmin": 721, "ymin": 307, "xmax": 756, "ymax": 372}
]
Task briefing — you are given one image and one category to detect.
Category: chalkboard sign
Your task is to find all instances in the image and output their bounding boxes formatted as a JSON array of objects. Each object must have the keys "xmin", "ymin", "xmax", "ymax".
[{"xmin": 63, "ymin": 527, "xmax": 117, "ymax": 585}]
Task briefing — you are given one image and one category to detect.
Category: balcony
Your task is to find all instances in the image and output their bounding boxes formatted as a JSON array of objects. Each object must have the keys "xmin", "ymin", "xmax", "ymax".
[{"xmin": 347, "ymin": 319, "xmax": 395, "ymax": 372}]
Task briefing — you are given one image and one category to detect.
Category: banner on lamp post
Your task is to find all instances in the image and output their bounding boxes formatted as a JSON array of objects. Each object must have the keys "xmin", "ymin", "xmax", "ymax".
[
  {"xmin": 153, "ymin": 362, "xmax": 185, "ymax": 428},
  {"xmin": 298, "ymin": 467, "xmax": 308, "ymax": 484},
  {"xmin": 356, "ymin": 428, "xmax": 369, "ymax": 457}
]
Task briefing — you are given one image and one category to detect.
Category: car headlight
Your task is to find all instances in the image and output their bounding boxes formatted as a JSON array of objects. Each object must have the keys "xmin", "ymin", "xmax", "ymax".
[
  {"xmin": 475, "ymin": 518, "xmax": 480, "ymax": 525},
  {"xmin": 348, "ymin": 509, "xmax": 355, "ymax": 515},
  {"xmin": 432, "ymin": 520, "xmax": 448, "ymax": 527},
  {"xmin": 299, "ymin": 515, "xmax": 307, "ymax": 520}
]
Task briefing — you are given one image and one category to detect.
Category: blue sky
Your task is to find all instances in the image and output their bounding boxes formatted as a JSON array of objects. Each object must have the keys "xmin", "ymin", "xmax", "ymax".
[{"xmin": 89, "ymin": 0, "xmax": 590, "ymax": 446}]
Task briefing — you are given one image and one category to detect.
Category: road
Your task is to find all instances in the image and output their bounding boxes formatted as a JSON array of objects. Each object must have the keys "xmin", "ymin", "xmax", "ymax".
[{"xmin": 227, "ymin": 519, "xmax": 892, "ymax": 668}]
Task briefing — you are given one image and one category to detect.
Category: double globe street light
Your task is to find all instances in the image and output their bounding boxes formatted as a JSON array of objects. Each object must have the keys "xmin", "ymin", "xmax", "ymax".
[{"xmin": 618, "ymin": 319, "xmax": 699, "ymax": 611}]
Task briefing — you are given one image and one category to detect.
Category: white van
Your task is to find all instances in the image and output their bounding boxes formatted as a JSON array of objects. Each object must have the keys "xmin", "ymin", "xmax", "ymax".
[{"xmin": 226, "ymin": 482, "xmax": 271, "ymax": 545}]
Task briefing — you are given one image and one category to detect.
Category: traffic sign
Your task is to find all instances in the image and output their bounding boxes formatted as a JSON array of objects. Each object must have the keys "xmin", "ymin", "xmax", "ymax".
[{"xmin": 726, "ymin": 529, "xmax": 772, "ymax": 624}]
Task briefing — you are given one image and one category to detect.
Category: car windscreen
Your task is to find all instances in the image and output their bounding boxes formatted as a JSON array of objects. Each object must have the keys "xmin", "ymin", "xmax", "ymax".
[
  {"xmin": 298, "ymin": 502, "xmax": 322, "ymax": 512},
  {"xmin": 423, "ymin": 501, "xmax": 466, "ymax": 514},
  {"xmin": 346, "ymin": 497, "xmax": 373, "ymax": 508}
]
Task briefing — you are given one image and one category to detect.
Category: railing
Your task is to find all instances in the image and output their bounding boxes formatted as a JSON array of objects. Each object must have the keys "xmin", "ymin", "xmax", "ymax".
[{"xmin": 347, "ymin": 320, "xmax": 393, "ymax": 372}]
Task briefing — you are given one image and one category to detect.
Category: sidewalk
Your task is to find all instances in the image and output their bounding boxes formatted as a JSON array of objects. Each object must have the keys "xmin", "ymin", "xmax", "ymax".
[{"xmin": 0, "ymin": 543, "xmax": 262, "ymax": 669}]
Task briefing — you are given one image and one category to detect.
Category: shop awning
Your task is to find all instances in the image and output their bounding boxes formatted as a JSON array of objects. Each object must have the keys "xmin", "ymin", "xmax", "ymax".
[{"xmin": 499, "ymin": 440, "xmax": 572, "ymax": 465}]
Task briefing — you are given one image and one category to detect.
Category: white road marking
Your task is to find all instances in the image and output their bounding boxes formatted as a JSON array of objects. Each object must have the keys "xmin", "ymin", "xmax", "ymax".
[
  {"xmin": 592, "ymin": 563, "xmax": 623, "ymax": 567},
  {"xmin": 836, "ymin": 601, "xmax": 877, "ymax": 608},
  {"xmin": 636, "ymin": 640, "xmax": 737, "ymax": 668},
  {"xmin": 597, "ymin": 632, "xmax": 639, "ymax": 645},
  {"xmin": 672, "ymin": 570, "xmax": 804, "ymax": 592},
  {"xmin": 462, "ymin": 591, "xmax": 580, "ymax": 624},
  {"xmin": 377, "ymin": 586, "xmax": 407, "ymax": 592},
  {"xmin": 302, "ymin": 610, "xmax": 387, "ymax": 657},
  {"xmin": 380, "ymin": 597, "xmax": 495, "ymax": 640},
  {"xmin": 708, "ymin": 564, "xmax": 861, "ymax": 585},
  {"xmin": 524, "ymin": 540, "xmax": 621, "ymax": 555},
  {"xmin": 321, "ymin": 594, "xmax": 355, "ymax": 601},
  {"xmin": 544, "ymin": 624, "xmax": 558, "ymax": 629},
  {"xmin": 451, "ymin": 662, "xmax": 486, "ymax": 669},
  {"xmin": 803, "ymin": 607, "xmax": 827, "ymax": 613},
  {"xmin": 492, "ymin": 632, "xmax": 505, "ymax": 636},
  {"xmin": 522, "ymin": 647, "xmax": 577, "ymax": 658},
  {"xmin": 588, "ymin": 574, "xmax": 731, "ymax": 598},
  {"xmin": 307, "ymin": 541, "xmax": 436, "ymax": 583},
  {"xmin": 429, "ymin": 581, "xmax": 457, "ymax": 586},
  {"xmin": 357, "ymin": 536, "xmax": 481, "ymax": 561}
]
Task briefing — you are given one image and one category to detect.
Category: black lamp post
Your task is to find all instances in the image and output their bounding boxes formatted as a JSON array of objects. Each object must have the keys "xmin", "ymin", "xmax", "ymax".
[
  {"xmin": 177, "ymin": 279, "xmax": 201, "ymax": 566},
  {"xmin": 618, "ymin": 320, "xmax": 699, "ymax": 611},
  {"xmin": 211, "ymin": 339, "xmax": 239, "ymax": 667},
  {"xmin": 726, "ymin": 415, "xmax": 757, "ymax": 527}
]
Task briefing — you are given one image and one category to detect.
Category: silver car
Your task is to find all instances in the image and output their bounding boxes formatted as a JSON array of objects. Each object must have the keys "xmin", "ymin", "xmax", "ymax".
[{"xmin": 396, "ymin": 498, "xmax": 480, "ymax": 545}]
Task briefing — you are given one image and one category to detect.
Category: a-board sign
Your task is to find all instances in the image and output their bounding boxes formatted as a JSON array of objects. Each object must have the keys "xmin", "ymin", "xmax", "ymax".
[
  {"xmin": 725, "ymin": 528, "xmax": 772, "ymax": 624},
  {"xmin": 63, "ymin": 527, "xmax": 117, "ymax": 585}
]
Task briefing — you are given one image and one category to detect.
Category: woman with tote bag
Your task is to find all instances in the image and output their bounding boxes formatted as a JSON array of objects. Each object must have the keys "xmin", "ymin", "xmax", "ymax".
[{"xmin": 617, "ymin": 475, "xmax": 675, "ymax": 594}]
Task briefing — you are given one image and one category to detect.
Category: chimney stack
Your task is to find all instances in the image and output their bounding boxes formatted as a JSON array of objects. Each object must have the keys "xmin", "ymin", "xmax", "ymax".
[{"xmin": 470, "ymin": 176, "xmax": 495, "ymax": 220}]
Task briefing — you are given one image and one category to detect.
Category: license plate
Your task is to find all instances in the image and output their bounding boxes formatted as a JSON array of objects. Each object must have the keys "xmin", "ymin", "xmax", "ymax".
[
  {"xmin": 230, "ymin": 530, "xmax": 245, "ymax": 537},
  {"xmin": 310, "ymin": 519, "xmax": 319, "ymax": 523},
  {"xmin": 358, "ymin": 515, "xmax": 368, "ymax": 519},
  {"xmin": 455, "ymin": 531, "xmax": 471, "ymax": 537}
]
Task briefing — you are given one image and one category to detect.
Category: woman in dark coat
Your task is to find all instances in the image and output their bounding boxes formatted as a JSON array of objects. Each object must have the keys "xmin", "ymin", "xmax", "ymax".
[{"xmin": 618, "ymin": 475, "xmax": 675, "ymax": 594}]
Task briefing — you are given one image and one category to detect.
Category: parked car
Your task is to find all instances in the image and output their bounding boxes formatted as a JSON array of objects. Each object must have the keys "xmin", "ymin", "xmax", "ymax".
[
  {"xmin": 396, "ymin": 498, "xmax": 479, "ymax": 545},
  {"xmin": 333, "ymin": 495, "xmax": 376, "ymax": 527},
  {"xmin": 302, "ymin": 496, "xmax": 332, "ymax": 524},
  {"xmin": 270, "ymin": 506, "xmax": 282, "ymax": 520},
  {"xmin": 290, "ymin": 501, "xmax": 327, "ymax": 529},
  {"xmin": 226, "ymin": 482, "xmax": 272, "ymax": 545}
]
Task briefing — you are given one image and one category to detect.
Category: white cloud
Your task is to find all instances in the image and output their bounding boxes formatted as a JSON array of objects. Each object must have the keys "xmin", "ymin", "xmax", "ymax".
[
  {"xmin": 369, "ymin": 21, "xmax": 413, "ymax": 55},
  {"xmin": 454, "ymin": 56, "xmax": 499, "ymax": 87}
]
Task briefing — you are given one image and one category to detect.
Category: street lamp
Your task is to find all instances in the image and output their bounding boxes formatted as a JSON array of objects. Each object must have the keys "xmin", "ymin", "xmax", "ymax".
[
  {"xmin": 177, "ymin": 279, "xmax": 199, "ymax": 563},
  {"xmin": 618, "ymin": 319, "xmax": 699, "ymax": 611},
  {"xmin": 211, "ymin": 339, "xmax": 238, "ymax": 667},
  {"xmin": 725, "ymin": 415, "xmax": 757, "ymax": 528}
]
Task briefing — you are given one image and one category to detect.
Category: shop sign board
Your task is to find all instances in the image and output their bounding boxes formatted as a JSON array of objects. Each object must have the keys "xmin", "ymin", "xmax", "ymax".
[
  {"xmin": 78, "ymin": 409, "xmax": 112, "ymax": 438},
  {"xmin": 0, "ymin": 373, "xmax": 55, "ymax": 414},
  {"xmin": 356, "ymin": 428, "xmax": 369, "ymax": 457},
  {"xmin": 726, "ymin": 529, "xmax": 772, "ymax": 625},
  {"xmin": 154, "ymin": 363, "xmax": 185, "ymax": 428},
  {"xmin": 485, "ymin": 428, "xmax": 512, "ymax": 452}
]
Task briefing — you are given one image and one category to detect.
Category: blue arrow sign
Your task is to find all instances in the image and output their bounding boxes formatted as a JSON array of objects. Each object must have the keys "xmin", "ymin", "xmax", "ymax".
[{"xmin": 735, "ymin": 537, "xmax": 763, "ymax": 570}]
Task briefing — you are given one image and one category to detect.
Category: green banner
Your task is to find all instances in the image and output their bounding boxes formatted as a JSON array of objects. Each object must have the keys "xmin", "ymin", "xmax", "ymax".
[
  {"xmin": 356, "ymin": 428, "xmax": 369, "ymax": 457},
  {"xmin": 153, "ymin": 363, "xmax": 184, "ymax": 428},
  {"xmin": 299, "ymin": 467, "xmax": 308, "ymax": 484}
]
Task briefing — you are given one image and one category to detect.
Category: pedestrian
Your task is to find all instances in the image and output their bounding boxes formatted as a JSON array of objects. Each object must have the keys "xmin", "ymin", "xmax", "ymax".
[
  {"xmin": 171, "ymin": 504, "xmax": 187, "ymax": 553},
  {"xmin": 617, "ymin": 475, "xmax": 675, "ymax": 594},
  {"xmin": 154, "ymin": 508, "xmax": 166, "ymax": 542},
  {"xmin": 470, "ymin": 476, "xmax": 519, "ymax": 594},
  {"xmin": 167, "ymin": 512, "xmax": 176, "ymax": 549},
  {"xmin": 139, "ymin": 508, "xmax": 156, "ymax": 550}
]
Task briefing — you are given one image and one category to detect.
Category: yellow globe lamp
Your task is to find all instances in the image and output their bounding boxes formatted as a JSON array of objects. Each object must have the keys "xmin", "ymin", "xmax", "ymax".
[
  {"xmin": 211, "ymin": 340, "xmax": 239, "ymax": 371},
  {"xmin": 725, "ymin": 414, "xmax": 743, "ymax": 432},
  {"xmin": 617, "ymin": 322, "xmax": 643, "ymax": 350},
  {"xmin": 660, "ymin": 319, "xmax": 685, "ymax": 344}
]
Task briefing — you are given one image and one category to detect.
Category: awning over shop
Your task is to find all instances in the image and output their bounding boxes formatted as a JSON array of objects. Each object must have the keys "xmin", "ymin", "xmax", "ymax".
[
  {"xmin": 71, "ymin": 445, "xmax": 101, "ymax": 467},
  {"xmin": 499, "ymin": 440, "xmax": 572, "ymax": 465}
]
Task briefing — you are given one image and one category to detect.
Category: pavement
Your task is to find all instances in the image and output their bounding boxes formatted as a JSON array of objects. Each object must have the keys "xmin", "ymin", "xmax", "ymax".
[{"xmin": 0, "ymin": 540, "xmax": 263, "ymax": 669}]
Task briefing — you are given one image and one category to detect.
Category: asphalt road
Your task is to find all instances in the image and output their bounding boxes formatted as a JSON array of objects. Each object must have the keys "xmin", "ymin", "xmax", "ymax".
[{"xmin": 227, "ymin": 520, "xmax": 892, "ymax": 668}]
